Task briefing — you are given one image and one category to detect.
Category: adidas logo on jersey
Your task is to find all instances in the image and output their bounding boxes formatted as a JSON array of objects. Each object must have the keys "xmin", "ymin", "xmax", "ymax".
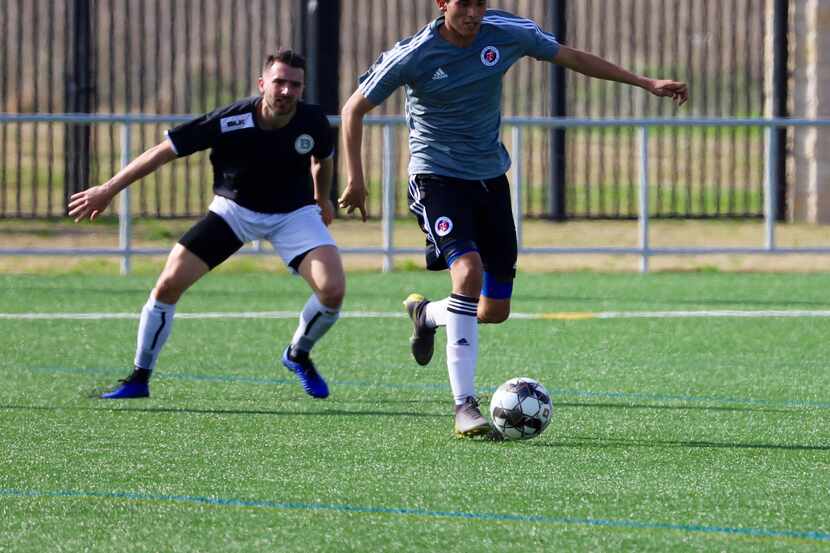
[{"xmin": 432, "ymin": 67, "xmax": 448, "ymax": 80}]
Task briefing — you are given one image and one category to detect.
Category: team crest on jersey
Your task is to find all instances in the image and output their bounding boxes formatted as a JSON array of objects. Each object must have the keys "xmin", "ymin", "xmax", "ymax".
[
  {"xmin": 435, "ymin": 216, "xmax": 453, "ymax": 237},
  {"xmin": 294, "ymin": 134, "xmax": 315, "ymax": 154},
  {"xmin": 480, "ymin": 46, "xmax": 500, "ymax": 67}
]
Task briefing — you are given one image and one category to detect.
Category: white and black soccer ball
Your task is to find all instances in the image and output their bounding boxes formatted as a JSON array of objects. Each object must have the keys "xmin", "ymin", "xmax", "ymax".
[{"xmin": 489, "ymin": 377, "xmax": 553, "ymax": 440}]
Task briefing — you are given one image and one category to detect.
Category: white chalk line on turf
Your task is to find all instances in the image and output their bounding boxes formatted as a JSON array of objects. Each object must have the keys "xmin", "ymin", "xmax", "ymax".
[{"xmin": 3, "ymin": 309, "xmax": 830, "ymax": 321}]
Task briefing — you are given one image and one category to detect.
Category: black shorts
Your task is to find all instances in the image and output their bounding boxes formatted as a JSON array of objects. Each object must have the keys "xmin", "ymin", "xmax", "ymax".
[
  {"xmin": 178, "ymin": 211, "xmax": 244, "ymax": 269},
  {"xmin": 407, "ymin": 173, "xmax": 517, "ymax": 282}
]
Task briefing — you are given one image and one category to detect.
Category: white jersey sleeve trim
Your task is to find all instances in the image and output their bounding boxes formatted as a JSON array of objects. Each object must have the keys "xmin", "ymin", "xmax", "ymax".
[
  {"xmin": 358, "ymin": 25, "xmax": 433, "ymax": 98},
  {"xmin": 164, "ymin": 131, "xmax": 180, "ymax": 156},
  {"xmin": 482, "ymin": 14, "xmax": 559, "ymax": 47}
]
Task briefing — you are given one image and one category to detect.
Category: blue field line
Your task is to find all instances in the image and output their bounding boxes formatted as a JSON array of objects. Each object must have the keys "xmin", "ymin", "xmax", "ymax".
[
  {"xmin": 25, "ymin": 366, "xmax": 830, "ymax": 410},
  {"xmin": 1, "ymin": 488, "xmax": 827, "ymax": 543}
]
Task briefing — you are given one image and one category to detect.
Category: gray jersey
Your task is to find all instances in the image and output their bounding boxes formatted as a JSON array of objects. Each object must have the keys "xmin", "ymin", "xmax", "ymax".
[{"xmin": 358, "ymin": 10, "xmax": 560, "ymax": 180}]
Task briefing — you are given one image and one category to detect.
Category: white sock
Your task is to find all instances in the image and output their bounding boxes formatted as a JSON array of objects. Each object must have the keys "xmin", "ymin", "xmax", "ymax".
[
  {"xmin": 424, "ymin": 298, "xmax": 450, "ymax": 328},
  {"xmin": 446, "ymin": 294, "xmax": 479, "ymax": 405},
  {"xmin": 134, "ymin": 294, "xmax": 176, "ymax": 371},
  {"xmin": 291, "ymin": 294, "xmax": 340, "ymax": 354}
]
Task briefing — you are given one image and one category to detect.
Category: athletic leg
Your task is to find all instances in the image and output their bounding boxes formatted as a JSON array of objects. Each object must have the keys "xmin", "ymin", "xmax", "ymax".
[
  {"xmin": 291, "ymin": 244, "xmax": 345, "ymax": 354},
  {"xmin": 101, "ymin": 211, "xmax": 242, "ymax": 399},
  {"xmin": 405, "ymin": 174, "xmax": 490, "ymax": 434},
  {"xmin": 269, "ymin": 207, "xmax": 341, "ymax": 399},
  {"xmin": 100, "ymin": 245, "xmax": 210, "ymax": 399},
  {"xmin": 476, "ymin": 174, "xmax": 517, "ymax": 324},
  {"xmin": 135, "ymin": 243, "xmax": 210, "ymax": 367},
  {"xmin": 446, "ymin": 252, "xmax": 490, "ymax": 436},
  {"xmin": 478, "ymin": 292, "xmax": 511, "ymax": 324},
  {"xmin": 403, "ymin": 175, "xmax": 464, "ymax": 366}
]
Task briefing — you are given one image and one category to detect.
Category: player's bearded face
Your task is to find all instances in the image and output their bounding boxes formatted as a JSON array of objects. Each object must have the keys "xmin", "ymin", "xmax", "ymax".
[{"xmin": 259, "ymin": 62, "xmax": 304, "ymax": 115}]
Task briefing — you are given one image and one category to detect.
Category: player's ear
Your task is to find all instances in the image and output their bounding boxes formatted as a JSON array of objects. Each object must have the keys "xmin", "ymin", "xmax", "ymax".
[{"xmin": 257, "ymin": 77, "xmax": 265, "ymax": 94}]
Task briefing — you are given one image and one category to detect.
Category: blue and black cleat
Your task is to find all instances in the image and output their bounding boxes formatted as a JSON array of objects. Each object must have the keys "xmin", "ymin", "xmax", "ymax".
[
  {"xmin": 99, "ymin": 369, "xmax": 151, "ymax": 399},
  {"xmin": 282, "ymin": 346, "xmax": 329, "ymax": 399}
]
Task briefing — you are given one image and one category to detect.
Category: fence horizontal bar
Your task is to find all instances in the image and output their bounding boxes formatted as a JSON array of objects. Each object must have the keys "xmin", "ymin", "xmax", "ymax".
[
  {"xmin": 0, "ymin": 247, "xmax": 425, "ymax": 256},
  {"xmin": 520, "ymin": 247, "xmax": 830, "ymax": 255},
  {"xmin": 3, "ymin": 247, "xmax": 829, "ymax": 257},
  {"xmin": 501, "ymin": 117, "xmax": 830, "ymax": 128},
  {"xmin": 3, "ymin": 113, "xmax": 829, "ymax": 272},
  {"xmin": 1, "ymin": 113, "xmax": 829, "ymax": 128}
]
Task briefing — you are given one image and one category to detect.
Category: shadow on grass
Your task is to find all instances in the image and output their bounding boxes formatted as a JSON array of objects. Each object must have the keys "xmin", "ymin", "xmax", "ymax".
[{"xmin": 0, "ymin": 403, "xmax": 444, "ymax": 419}]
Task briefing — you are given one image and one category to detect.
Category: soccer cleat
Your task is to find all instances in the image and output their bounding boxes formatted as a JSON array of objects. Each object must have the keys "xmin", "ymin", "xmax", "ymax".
[
  {"xmin": 453, "ymin": 396, "xmax": 491, "ymax": 437},
  {"xmin": 282, "ymin": 346, "xmax": 329, "ymax": 399},
  {"xmin": 403, "ymin": 293, "xmax": 435, "ymax": 366},
  {"xmin": 99, "ymin": 369, "xmax": 151, "ymax": 399}
]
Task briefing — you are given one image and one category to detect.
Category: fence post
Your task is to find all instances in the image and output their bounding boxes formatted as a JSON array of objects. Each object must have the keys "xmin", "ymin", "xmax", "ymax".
[
  {"xmin": 382, "ymin": 124, "xmax": 397, "ymax": 272},
  {"xmin": 297, "ymin": 0, "xmax": 341, "ymax": 206},
  {"xmin": 764, "ymin": 125, "xmax": 778, "ymax": 250},
  {"xmin": 511, "ymin": 126, "xmax": 524, "ymax": 249},
  {"xmin": 638, "ymin": 127, "xmax": 650, "ymax": 273},
  {"xmin": 119, "ymin": 124, "xmax": 132, "ymax": 275},
  {"xmin": 772, "ymin": 0, "xmax": 788, "ymax": 221},
  {"xmin": 547, "ymin": 0, "xmax": 567, "ymax": 221},
  {"xmin": 64, "ymin": 0, "xmax": 94, "ymax": 210}
]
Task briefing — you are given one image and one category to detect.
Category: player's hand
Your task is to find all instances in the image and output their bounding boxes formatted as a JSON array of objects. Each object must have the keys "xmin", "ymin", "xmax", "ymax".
[
  {"xmin": 316, "ymin": 197, "xmax": 335, "ymax": 226},
  {"xmin": 647, "ymin": 79, "xmax": 688, "ymax": 106},
  {"xmin": 337, "ymin": 180, "xmax": 368, "ymax": 222},
  {"xmin": 67, "ymin": 184, "xmax": 116, "ymax": 222}
]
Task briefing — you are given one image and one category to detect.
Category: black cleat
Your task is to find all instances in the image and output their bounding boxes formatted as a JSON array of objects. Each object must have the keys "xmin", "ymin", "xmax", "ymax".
[{"xmin": 403, "ymin": 293, "xmax": 435, "ymax": 366}]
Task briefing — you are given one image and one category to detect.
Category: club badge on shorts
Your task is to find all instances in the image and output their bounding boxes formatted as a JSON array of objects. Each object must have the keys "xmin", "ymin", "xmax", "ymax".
[
  {"xmin": 435, "ymin": 216, "xmax": 453, "ymax": 237},
  {"xmin": 480, "ymin": 46, "xmax": 500, "ymax": 67},
  {"xmin": 295, "ymin": 134, "xmax": 315, "ymax": 154}
]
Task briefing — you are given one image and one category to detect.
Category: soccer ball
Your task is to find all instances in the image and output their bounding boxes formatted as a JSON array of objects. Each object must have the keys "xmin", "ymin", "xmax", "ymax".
[{"xmin": 489, "ymin": 377, "xmax": 553, "ymax": 440}]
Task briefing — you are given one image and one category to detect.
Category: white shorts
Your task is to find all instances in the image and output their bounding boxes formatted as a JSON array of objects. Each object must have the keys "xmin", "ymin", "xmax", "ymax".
[{"xmin": 208, "ymin": 196, "xmax": 337, "ymax": 270}]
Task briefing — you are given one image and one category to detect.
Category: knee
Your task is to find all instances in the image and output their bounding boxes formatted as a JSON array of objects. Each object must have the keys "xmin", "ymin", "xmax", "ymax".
[
  {"xmin": 478, "ymin": 308, "xmax": 510, "ymax": 324},
  {"xmin": 450, "ymin": 256, "xmax": 483, "ymax": 295},
  {"xmin": 317, "ymin": 279, "xmax": 346, "ymax": 309},
  {"xmin": 154, "ymin": 274, "xmax": 186, "ymax": 304}
]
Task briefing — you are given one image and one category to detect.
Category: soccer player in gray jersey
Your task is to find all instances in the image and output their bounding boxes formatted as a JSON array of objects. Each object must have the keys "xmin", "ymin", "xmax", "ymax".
[
  {"xmin": 339, "ymin": 0, "xmax": 688, "ymax": 437},
  {"xmin": 69, "ymin": 50, "xmax": 344, "ymax": 400}
]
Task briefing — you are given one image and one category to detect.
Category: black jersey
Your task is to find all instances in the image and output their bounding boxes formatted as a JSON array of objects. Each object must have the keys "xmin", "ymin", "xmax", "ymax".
[{"xmin": 166, "ymin": 97, "xmax": 334, "ymax": 213}]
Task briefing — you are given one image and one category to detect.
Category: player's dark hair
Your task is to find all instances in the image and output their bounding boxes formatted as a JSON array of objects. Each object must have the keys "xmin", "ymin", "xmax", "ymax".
[{"xmin": 262, "ymin": 49, "xmax": 306, "ymax": 74}]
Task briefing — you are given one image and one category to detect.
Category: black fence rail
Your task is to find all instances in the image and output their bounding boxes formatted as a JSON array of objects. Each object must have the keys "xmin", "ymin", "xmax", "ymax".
[{"xmin": 0, "ymin": 0, "xmax": 779, "ymax": 220}]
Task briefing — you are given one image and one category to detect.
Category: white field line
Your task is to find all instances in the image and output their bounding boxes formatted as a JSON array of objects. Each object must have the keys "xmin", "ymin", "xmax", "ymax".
[{"xmin": 3, "ymin": 310, "xmax": 830, "ymax": 321}]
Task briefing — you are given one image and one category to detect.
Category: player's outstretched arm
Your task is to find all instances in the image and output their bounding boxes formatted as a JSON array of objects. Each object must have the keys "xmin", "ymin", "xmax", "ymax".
[
  {"xmin": 552, "ymin": 45, "xmax": 688, "ymax": 106},
  {"xmin": 312, "ymin": 155, "xmax": 335, "ymax": 226},
  {"xmin": 338, "ymin": 91, "xmax": 375, "ymax": 222},
  {"xmin": 68, "ymin": 139, "xmax": 178, "ymax": 222}
]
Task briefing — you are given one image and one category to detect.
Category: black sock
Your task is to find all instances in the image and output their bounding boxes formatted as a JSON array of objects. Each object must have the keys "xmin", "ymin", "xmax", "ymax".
[
  {"xmin": 128, "ymin": 368, "xmax": 152, "ymax": 384},
  {"xmin": 289, "ymin": 346, "xmax": 309, "ymax": 361}
]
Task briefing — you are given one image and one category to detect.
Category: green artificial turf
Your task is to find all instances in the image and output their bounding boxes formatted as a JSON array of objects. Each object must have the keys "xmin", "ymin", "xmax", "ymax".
[{"xmin": 1, "ymin": 272, "xmax": 829, "ymax": 552}]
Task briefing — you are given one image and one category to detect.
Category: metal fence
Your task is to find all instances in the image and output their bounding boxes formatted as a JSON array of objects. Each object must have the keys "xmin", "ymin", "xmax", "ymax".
[
  {"xmin": 2, "ymin": 114, "xmax": 829, "ymax": 274},
  {"xmin": 1, "ymin": 0, "xmax": 775, "ymax": 220}
]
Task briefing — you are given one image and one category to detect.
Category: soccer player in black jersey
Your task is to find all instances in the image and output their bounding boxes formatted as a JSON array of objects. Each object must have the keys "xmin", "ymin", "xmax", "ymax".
[{"xmin": 68, "ymin": 49, "xmax": 343, "ymax": 399}]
